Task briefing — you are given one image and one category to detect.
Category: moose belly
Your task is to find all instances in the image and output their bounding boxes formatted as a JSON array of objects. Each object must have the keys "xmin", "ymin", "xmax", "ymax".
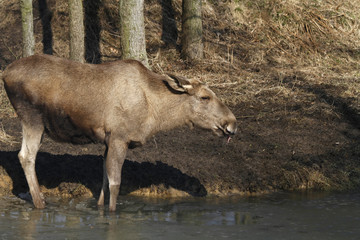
[{"xmin": 43, "ymin": 112, "xmax": 99, "ymax": 144}]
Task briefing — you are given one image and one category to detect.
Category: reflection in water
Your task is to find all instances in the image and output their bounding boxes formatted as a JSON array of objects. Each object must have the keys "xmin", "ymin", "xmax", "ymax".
[{"xmin": 0, "ymin": 192, "xmax": 360, "ymax": 239}]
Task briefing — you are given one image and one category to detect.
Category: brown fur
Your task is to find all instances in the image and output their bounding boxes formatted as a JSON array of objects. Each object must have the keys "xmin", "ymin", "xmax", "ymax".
[{"xmin": 2, "ymin": 54, "xmax": 237, "ymax": 211}]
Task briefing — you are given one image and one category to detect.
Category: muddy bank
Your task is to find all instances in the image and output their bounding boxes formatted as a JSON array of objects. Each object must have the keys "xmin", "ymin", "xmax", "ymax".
[{"xmin": 0, "ymin": 80, "xmax": 359, "ymax": 200}]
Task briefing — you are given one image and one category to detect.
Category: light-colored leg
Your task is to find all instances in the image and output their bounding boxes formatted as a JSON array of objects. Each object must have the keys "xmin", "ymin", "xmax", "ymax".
[
  {"xmin": 18, "ymin": 123, "xmax": 45, "ymax": 209},
  {"xmin": 97, "ymin": 149, "xmax": 108, "ymax": 207},
  {"xmin": 105, "ymin": 138, "xmax": 127, "ymax": 212}
]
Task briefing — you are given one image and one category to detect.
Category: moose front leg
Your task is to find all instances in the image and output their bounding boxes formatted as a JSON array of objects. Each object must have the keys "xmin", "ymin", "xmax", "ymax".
[{"xmin": 104, "ymin": 138, "xmax": 127, "ymax": 211}]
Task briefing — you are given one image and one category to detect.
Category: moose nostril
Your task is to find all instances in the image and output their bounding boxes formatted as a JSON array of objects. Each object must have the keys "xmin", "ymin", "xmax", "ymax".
[{"xmin": 226, "ymin": 125, "xmax": 236, "ymax": 135}]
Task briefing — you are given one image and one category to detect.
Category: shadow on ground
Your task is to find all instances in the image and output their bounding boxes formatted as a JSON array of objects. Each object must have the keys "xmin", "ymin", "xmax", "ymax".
[{"xmin": 0, "ymin": 151, "xmax": 207, "ymax": 199}]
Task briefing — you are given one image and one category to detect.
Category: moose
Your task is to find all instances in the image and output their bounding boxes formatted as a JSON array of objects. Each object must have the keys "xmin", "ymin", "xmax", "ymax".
[{"xmin": 2, "ymin": 54, "xmax": 237, "ymax": 211}]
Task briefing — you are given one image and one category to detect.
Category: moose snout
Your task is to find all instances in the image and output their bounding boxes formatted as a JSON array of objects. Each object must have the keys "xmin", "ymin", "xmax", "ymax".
[{"xmin": 225, "ymin": 121, "xmax": 237, "ymax": 135}]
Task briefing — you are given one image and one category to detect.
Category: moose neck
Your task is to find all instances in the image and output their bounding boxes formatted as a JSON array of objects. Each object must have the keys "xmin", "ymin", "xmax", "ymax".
[{"xmin": 149, "ymin": 92, "xmax": 191, "ymax": 134}]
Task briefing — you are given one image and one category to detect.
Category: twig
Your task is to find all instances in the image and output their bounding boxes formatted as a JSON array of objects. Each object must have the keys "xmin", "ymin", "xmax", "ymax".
[
  {"xmin": 210, "ymin": 82, "xmax": 239, "ymax": 87},
  {"xmin": 0, "ymin": 36, "xmax": 19, "ymax": 59}
]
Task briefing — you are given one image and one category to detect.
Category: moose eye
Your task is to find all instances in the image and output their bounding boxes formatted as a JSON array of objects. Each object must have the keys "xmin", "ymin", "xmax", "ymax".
[{"xmin": 201, "ymin": 96, "xmax": 211, "ymax": 101}]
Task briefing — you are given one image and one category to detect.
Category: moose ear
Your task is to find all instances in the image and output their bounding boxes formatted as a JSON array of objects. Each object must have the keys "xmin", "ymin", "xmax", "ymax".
[{"xmin": 164, "ymin": 73, "xmax": 194, "ymax": 93}]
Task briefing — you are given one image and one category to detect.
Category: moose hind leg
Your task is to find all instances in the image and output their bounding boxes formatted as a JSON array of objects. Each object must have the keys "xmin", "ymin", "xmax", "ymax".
[
  {"xmin": 105, "ymin": 138, "xmax": 127, "ymax": 211},
  {"xmin": 18, "ymin": 122, "xmax": 45, "ymax": 209},
  {"xmin": 97, "ymin": 151, "xmax": 109, "ymax": 207}
]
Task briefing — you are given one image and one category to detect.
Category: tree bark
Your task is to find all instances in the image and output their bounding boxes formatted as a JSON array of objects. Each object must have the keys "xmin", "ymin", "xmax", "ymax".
[
  {"xmin": 69, "ymin": 0, "xmax": 85, "ymax": 63},
  {"xmin": 181, "ymin": 0, "xmax": 203, "ymax": 61},
  {"xmin": 119, "ymin": 0, "xmax": 149, "ymax": 68},
  {"xmin": 20, "ymin": 0, "xmax": 35, "ymax": 57}
]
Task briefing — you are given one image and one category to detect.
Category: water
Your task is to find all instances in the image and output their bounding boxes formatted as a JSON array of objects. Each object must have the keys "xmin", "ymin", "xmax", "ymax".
[{"xmin": 0, "ymin": 192, "xmax": 359, "ymax": 240}]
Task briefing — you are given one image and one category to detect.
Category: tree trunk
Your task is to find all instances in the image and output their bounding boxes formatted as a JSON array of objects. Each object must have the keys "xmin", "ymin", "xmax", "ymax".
[
  {"xmin": 119, "ymin": 0, "xmax": 149, "ymax": 68},
  {"xmin": 181, "ymin": 0, "xmax": 203, "ymax": 61},
  {"xmin": 69, "ymin": 0, "xmax": 85, "ymax": 63},
  {"xmin": 38, "ymin": 0, "xmax": 53, "ymax": 55},
  {"xmin": 20, "ymin": 0, "xmax": 35, "ymax": 57}
]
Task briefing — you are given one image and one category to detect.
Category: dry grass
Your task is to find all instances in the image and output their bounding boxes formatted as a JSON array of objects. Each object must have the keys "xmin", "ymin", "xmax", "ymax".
[
  {"xmin": 0, "ymin": 0, "xmax": 359, "ymax": 110},
  {"xmin": 200, "ymin": 0, "xmax": 360, "ymax": 101},
  {"xmin": 0, "ymin": 124, "xmax": 18, "ymax": 145},
  {"xmin": 143, "ymin": 0, "xmax": 360, "ymax": 111},
  {"xmin": 0, "ymin": 82, "xmax": 15, "ymax": 118}
]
